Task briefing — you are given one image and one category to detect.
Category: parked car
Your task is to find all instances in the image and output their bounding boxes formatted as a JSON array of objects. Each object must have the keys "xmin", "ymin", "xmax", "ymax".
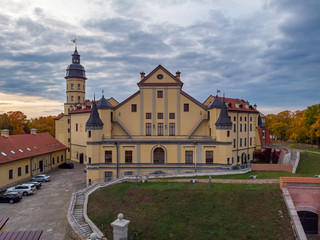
[
  {"xmin": 0, "ymin": 192, "xmax": 22, "ymax": 204},
  {"xmin": 58, "ymin": 162, "xmax": 74, "ymax": 169},
  {"xmin": 6, "ymin": 184, "xmax": 36, "ymax": 196},
  {"xmin": 32, "ymin": 174, "xmax": 50, "ymax": 182},
  {"xmin": 26, "ymin": 181, "xmax": 42, "ymax": 189}
]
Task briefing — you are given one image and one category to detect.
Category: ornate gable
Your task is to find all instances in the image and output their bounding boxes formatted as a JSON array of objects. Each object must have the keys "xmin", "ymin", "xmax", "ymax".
[{"xmin": 137, "ymin": 65, "xmax": 183, "ymax": 87}]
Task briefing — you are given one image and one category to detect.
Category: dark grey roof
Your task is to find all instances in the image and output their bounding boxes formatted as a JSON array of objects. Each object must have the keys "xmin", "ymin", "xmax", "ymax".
[
  {"xmin": 215, "ymin": 101, "xmax": 232, "ymax": 128},
  {"xmin": 208, "ymin": 96, "xmax": 223, "ymax": 109},
  {"xmin": 97, "ymin": 95, "xmax": 113, "ymax": 109},
  {"xmin": 65, "ymin": 49, "xmax": 86, "ymax": 79},
  {"xmin": 86, "ymin": 101, "xmax": 103, "ymax": 128}
]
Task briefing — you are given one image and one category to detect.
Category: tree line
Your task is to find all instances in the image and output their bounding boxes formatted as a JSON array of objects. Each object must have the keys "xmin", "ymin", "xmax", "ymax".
[
  {"xmin": 266, "ymin": 104, "xmax": 320, "ymax": 146},
  {"xmin": 0, "ymin": 111, "xmax": 55, "ymax": 136}
]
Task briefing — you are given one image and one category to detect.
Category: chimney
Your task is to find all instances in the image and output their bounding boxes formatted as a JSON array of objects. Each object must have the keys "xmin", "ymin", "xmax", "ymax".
[
  {"xmin": 245, "ymin": 101, "xmax": 249, "ymax": 109},
  {"xmin": 30, "ymin": 128, "xmax": 37, "ymax": 135},
  {"xmin": 140, "ymin": 71, "xmax": 145, "ymax": 80},
  {"xmin": 175, "ymin": 71, "xmax": 181, "ymax": 80},
  {"xmin": 235, "ymin": 99, "xmax": 240, "ymax": 108},
  {"xmin": 1, "ymin": 129, "xmax": 9, "ymax": 138},
  {"xmin": 253, "ymin": 104, "xmax": 257, "ymax": 110}
]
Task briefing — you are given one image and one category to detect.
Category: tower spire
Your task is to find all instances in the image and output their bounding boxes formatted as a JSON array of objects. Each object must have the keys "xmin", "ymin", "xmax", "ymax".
[{"xmin": 71, "ymin": 36, "xmax": 77, "ymax": 50}]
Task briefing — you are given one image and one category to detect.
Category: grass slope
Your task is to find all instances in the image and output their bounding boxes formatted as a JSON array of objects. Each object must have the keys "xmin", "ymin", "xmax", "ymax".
[{"xmin": 88, "ymin": 182, "xmax": 294, "ymax": 240}]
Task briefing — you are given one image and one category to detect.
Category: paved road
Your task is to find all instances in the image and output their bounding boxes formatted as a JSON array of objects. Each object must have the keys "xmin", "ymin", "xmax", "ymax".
[{"xmin": 0, "ymin": 162, "xmax": 86, "ymax": 240}]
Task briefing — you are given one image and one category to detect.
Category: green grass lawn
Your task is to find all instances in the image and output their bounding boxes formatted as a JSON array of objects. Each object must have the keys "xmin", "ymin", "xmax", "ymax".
[
  {"xmin": 88, "ymin": 182, "xmax": 295, "ymax": 240},
  {"xmin": 272, "ymin": 140, "xmax": 320, "ymax": 153}
]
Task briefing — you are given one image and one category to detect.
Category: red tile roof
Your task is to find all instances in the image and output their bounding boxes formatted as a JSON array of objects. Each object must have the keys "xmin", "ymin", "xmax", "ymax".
[
  {"xmin": 0, "ymin": 230, "xmax": 42, "ymax": 240},
  {"xmin": 0, "ymin": 133, "xmax": 67, "ymax": 165},
  {"xmin": 69, "ymin": 109, "xmax": 91, "ymax": 114},
  {"xmin": 54, "ymin": 113, "xmax": 64, "ymax": 120}
]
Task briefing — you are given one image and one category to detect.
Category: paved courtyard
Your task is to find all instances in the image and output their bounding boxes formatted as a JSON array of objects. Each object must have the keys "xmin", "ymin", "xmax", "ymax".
[{"xmin": 0, "ymin": 162, "xmax": 86, "ymax": 240}]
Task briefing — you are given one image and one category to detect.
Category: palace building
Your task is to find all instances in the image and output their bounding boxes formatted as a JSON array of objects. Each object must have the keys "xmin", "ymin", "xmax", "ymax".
[{"xmin": 55, "ymin": 47, "xmax": 270, "ymax": 184}]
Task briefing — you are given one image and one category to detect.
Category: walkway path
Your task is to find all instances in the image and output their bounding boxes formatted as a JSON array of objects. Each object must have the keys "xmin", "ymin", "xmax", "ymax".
[{"xmin": 150, "ymin": 178, "xmax": 280, "ymax": 184}]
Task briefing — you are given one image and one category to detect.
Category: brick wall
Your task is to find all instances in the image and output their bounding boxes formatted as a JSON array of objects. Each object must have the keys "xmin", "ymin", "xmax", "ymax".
[{"xmin": 251, "ymin": 163, "xmax": 292, "ymax": 172}]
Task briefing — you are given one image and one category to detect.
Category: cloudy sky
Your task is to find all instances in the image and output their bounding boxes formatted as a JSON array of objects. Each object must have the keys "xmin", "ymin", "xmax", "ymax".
[{"xmin": 0, "ymin": 0, "xmax": 319, "ymax": 118}]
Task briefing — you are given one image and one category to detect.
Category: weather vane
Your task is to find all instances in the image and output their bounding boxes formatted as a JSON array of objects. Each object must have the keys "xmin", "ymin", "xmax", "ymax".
[
  {"xmin": 71, "ymin": 36, "xmax": 77, "ymax": 50},
  {"xmin": 217, "ymin": 89, "xmax": 221, "ymax": 96}
]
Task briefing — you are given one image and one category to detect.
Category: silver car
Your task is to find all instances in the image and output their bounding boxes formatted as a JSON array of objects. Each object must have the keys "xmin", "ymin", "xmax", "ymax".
[
  {"xmin": 31, "ymin": 174, "xmax": 50, "ymax": 182},
  {"xmin": 6, "ymin": 184, "xmax": 36, "ymax": 196}
]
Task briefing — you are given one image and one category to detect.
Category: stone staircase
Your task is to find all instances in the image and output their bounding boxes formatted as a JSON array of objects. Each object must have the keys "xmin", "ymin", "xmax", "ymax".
[{"xmin": 72, "ymin": 192, "xmax": 93, "ymax": 238}]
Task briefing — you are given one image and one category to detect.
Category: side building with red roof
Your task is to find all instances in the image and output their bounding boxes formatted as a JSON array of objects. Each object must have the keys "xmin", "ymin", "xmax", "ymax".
[
  {"xmin": 55, "ymin": 48, "xmax": 270, "ymax": 184},
  {"xmin": 0, "ymin": 129, "xmax": 67, "ymax": 189}
]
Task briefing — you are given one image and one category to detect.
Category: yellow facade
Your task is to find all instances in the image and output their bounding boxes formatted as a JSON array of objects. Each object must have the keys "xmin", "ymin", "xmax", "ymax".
[
  {"xmin": 0, "ymin": 150, "xmax": 66, "ymax": 188},
  {"xmin": 55, "ymin": 51, "xmax": 267, "ymax": 184}
]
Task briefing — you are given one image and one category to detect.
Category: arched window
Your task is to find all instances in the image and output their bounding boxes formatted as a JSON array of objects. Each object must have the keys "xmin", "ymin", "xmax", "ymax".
[{"xmin": 153, "ymin": 147, "xmax": 165, "ymax": 164}]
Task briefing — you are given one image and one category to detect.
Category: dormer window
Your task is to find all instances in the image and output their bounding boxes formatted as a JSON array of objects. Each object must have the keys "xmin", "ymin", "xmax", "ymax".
[
  {"xmin": 34, "ymin": 146, "xmax": 39, "ymax": 150},
  {"xmin": 27, "ymin": 148, "xmax": 32, "ymax": 151},
  {"xmin": 19, "ymin": 149, "xmax": 24, "ymax": 153},
  {"xmin": 10, "ymin": 150, "xmax": 16, "ymax": 155},
  {"xmin": 1, "ymin": 152, "xmax": 7, "ymax": 156}
]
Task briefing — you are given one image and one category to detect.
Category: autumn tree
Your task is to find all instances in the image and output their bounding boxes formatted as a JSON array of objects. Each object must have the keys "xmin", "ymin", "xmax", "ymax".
[{"xmin": 30, "ymin": 116, "xmax": 55, "ymax": 136}]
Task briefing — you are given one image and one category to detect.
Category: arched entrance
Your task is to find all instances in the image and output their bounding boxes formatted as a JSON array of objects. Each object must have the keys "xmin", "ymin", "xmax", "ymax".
[
  {"xmin": 298, "ymin": 211, "xmax": 318, "ymax": 234},
  {"xmin": 153, "ymin": 147, "xmax": 165, "ymax": 164},
  {"xmin": 241, "ymin": 153, "xmax": 246, "ymax": 164}
]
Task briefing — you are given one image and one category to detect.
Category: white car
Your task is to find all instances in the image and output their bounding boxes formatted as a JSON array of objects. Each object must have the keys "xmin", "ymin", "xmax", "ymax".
[
  {"xmin": 6, "ymin": 184, "xmax": 36, "ymax": 196},
  {"xmin": 32, "ymin": 174, "xmax": 50, "ymax": 182}
]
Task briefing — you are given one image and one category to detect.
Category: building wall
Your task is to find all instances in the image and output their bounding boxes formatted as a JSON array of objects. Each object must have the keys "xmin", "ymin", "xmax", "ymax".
[{"xmin": 0, "ymin": 150, "xmax": 66, "ymax": 188}]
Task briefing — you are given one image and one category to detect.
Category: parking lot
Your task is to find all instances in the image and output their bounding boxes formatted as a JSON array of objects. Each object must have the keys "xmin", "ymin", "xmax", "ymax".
[{"xmin": 0, "ymin": 162, "xmax": 86, "ymax": 239}]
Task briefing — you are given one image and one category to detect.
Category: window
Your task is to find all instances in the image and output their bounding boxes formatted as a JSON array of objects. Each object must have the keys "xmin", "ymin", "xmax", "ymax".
[
  {"xmin": 250, "ymin": 137, "xmax": 252, "ymax": 146},
  {"xmin": 205, "ymin": 151, "xmax": 213, "ymax": 164},
  {"xmin": 146, "ymin": 123, "xmax": 151, "ymax": 136},
  {"xmin": 146, "ymin": 113, "xmax": 151, "ymax": 119},
  {"xmin": 248, "ymin": 154, "xmax": 250, "ymax": 160},
  {"xmin": 25, "ymin": 165, "xmax": 29, "ymax": 174},
  {"xmin": 68, "ymin": 128, "xmax": 70, "ymax": 133},
  {"xmin": 78, "ymin": 96, "xmax": 80, "ymax": 102},
  {"xmin": 68, "ymin": 138, "xmax": 70, "ymax": 142},
  {"xmin": 245, "ymin": 124, "xmax": 247, "ymax": 132},
  {"xmin": 105, "ymin": 151, "xmax": 112, "ymax": 163},
  {"xmin": 184, "ymin": 103, "xmax": 189, "ymax": 112},
  {"xmin": 71, "ymin": 84, "xmax": 74, "ymax": 89},
  {"xmin": 76, "ymin": 123, "xmax": 78, "ymax": 131},
  {"xmin": 157, "ymin": 113, "xmax": 163, "ymax": 119},
  {"xmin": 169, "ymin": 123, "xmax": 175, "ymax": 136},
  {"xmin": 250, "ymin": 117, "xmax": 252, "ymax": 121},
  {"xmin": 71, "ymin": 96, "xmax": 74, "ymax": 101},
  {"xmin": 131, "ymin": 104, "xmax": 137, "ymax": 112},
  {"xmin": 227, "ymin": 131, "xmax": 230, "ymax": 137},
  {"xmin": 240, "ymin": 124, "xmax": 242, "ymax": 132},
  {"xmin": 68, "ymin": 119, "xmax": 70, "ymax": 124},
  {"xmin": 240, "ymin": 117, "xmax": 242, "ymax": 121},
  {"xmin": 9, "ymin": 169, "xmax": 13, "ymax": 179},
  {"xmin": 88, "ymin": 157, "xmax": 91, "ymax": 164},
  {"xmin": 169, "ymin": 113, "xmax": 175, "ymax": 119},
  {"xmin": 244, "ymin": 138, "xmax": 247, "ymax": 146},
  {"xmin": 185, "ymin": 151, "xmax": 193, "ymax": 164},
  {"xmin": 157, "ymin": 90, "xmax": 163, "ymax": 98},
  {"xmin": 57, "ymin": 156, "xmax": 60, "ymax": 163},
  {"xmin": 245, "ymin": 117, "xmax": 247, "ymax": 121},
  {"xmin": 78, "ymin": 84, "xmax": 81, "ymax": 90},
  {"xmin": 88, "ymin": 131, "xmax": 91, "ymax": 138},
  {"xmin": 61, "ymin": 155, "xmax": 64, "ymax": 162},
  {"xmin": 158, "ymin": 123, "xmax": 163, "ymax": 136},
  {"xmin": 240, "ymin": 138, "xmax": 242, "ymax": 147},
  {"xmin": 250, "ymin": 124, "xmax": 252, "ymax": 131},
  {"xmin": 234, "ymin": 116, "xmax": 236, "ymax": 121},
  {"xmin": 52, "ymin": 157, "xmax": 55, "ymax": 164},
  {"xmin": 125, "ymin": 151, "xmax": 132, "ymax": 163},
  {"xmin": 18, "ymin": 167, "xmax": 21, "ymax": 176},
  {"xmin": 233, "ymin": 124, "xmax": 236, "ymax": 132},
  {"xmin": 233, "ymin": 139, "xmax": 236, "ymax": 148},
  {"xmin": 227, "ymin": 158, "xmax": 230, "ymax": 164}
]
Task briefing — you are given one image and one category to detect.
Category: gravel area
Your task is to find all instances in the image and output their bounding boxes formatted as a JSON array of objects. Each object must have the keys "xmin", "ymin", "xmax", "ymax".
[{"xmin": 0, "ymin": 162, "xmax": 85, "ymax": 240}]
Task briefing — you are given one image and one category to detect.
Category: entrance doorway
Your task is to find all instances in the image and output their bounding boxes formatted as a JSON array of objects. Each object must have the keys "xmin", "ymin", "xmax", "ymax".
[
  {"xmin": 241, "ymin": 153, "xmax": 246, "ymax": 164},
  {"xmin": 153, "ymin": 147, "xmax": 165, "ymax": 164},
  {"xmin": 298, "ymin": 211, "xmax": 318, "ymax": 234},
  {"xmin": 79, "ymin": 153, "xmax": 84, "ymax": 164},
  {"xmin": 39, "ymin": 160, "xmax": 44, "ymax": 172}
]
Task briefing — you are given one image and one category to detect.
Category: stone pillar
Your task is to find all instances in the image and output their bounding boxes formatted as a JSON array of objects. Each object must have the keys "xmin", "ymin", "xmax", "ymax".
[{"xmin": 111, "ymin": 213, "xmax": 130, "ymax": 240}]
